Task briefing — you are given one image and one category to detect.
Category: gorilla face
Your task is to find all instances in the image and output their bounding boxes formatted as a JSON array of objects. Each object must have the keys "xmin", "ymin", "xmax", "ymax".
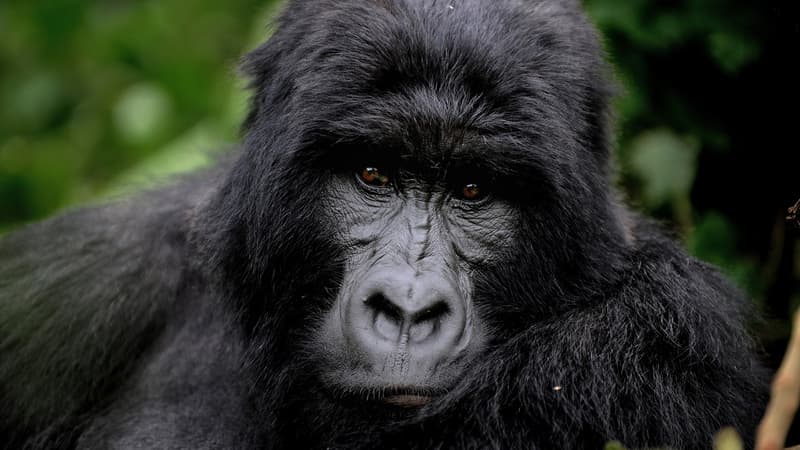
[{"xmin": 314, "ymin": 158, "xmax": 519, "ymax": 404}]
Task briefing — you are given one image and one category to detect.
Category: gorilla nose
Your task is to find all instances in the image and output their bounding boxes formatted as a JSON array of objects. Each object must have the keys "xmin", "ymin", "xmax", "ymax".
[
  {"xmin": 365, "ymin": 292, "xmax": 451, "ymax": 344},
  {"xmin": 347, "ymin": 274, "xmax": 466, "ymax": 360}
]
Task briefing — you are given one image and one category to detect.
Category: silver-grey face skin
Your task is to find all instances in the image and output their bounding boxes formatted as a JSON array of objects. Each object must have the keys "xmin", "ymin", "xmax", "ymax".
[{"xmin": 315, "ymin": 168, "xmax": 518, "ymax": 399}]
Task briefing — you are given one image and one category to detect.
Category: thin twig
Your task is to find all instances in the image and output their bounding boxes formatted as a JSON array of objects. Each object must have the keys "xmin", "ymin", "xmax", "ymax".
[{"xmin": 756, "ymin": 310, "xmax": 800, "ymax": 450}]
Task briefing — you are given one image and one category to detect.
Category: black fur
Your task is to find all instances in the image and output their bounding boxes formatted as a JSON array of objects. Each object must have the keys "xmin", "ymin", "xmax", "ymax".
[{"xmin": 0, "ymin": 0, "xmax": 768, "ymax": 449}]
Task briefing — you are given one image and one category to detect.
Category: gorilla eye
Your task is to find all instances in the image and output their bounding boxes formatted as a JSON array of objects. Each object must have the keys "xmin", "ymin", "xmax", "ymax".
[
  {"xmin": 460, "ymin": 183, "xmax": 483, "ymax": 201},
  {"xmin": 358, "ymin": 167, "xmax": 391, "ymax": 188}
]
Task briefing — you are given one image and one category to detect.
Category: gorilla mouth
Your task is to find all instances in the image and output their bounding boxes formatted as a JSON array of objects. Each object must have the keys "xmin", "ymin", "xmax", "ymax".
[
  {"xmin": 383, "ymin": 393, "xmax": 435, "ymax": 407},
  {"xmin": 318, "ymin": 368, "xmax": 450, "ymax": 408},
  {"xmin": 377, "ymin": 387, "xmax": 439, "ymax": 407}
]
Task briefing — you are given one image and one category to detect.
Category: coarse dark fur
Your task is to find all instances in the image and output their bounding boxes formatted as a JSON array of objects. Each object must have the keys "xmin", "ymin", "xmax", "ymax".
[{"xmin": 0, "ymin": 0, "xmax": 768, "ymax": 449}]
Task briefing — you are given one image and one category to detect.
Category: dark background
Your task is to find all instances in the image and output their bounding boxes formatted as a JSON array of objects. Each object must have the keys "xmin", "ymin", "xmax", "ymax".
[{"xmin": 0, "ymin": 0, "xmax": 797, "ymax": 413}]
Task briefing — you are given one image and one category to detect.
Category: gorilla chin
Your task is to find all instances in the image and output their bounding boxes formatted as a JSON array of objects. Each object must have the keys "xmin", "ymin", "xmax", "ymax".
[{"xmin": 0, "ymin": 0, "xmax": 769, "ymax": 449}]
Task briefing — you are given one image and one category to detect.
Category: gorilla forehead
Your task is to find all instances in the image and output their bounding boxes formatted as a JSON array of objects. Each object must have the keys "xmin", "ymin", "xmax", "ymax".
[
  {"xmin": 244, "ymin": 0, "xmax": 613, "ymax": 165},
  {"xmin": 281, "ymin": 0, "xmax": 606, "ymax": 88},
  {"xmin": 237, "ymin": 1, "xmax": 613, "ymax": 201},
  {"xmin": 306, "ymin": 1, "xmax": 605, "ymax": 121}
]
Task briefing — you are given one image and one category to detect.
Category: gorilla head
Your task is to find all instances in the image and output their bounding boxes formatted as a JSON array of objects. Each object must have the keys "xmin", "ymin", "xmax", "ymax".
[
  {"xmin": 0, "ymin": 0, "xmax": 767, "ymax": 449},
  {"xmin": 203, "ymin": 0, "xmax": 631, "ymax": 418}
]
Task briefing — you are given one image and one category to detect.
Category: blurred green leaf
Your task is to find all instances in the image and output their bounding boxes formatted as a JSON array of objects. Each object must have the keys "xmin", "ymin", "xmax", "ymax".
[
  {"xmin": 1, "ymin": 72, "xmax": 68, "ymax": 133},
  {"xmin": 713, "ymin": 427, "xmax": 744, "ymax": 450},
  {"xmin": 604, "ymin": 441, "xmax": 628, "ymax": 450},
  {"xmin": 112, "ymin": 82, "xmax": 173, "ymax": 146},
  {"xmin": 627, "ymin": 128, "xmax": 700, "ymax": 209},
  {"xmin": 103, "ymin": 122, "xmax": 227, "ymax": 198},
  {"xmin": 708, "ymin": 32, "xmax": 760, "ymax": 74}
]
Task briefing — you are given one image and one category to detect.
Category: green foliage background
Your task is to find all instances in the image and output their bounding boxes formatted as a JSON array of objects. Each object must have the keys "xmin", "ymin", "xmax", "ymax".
[{"xmin": 0, "ymin": 0, "xmax": 797, "ymax": 360}]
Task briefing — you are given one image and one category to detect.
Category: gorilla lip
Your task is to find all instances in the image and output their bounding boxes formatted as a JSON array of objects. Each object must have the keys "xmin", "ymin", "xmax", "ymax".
[
  {"xmin": 383, "ymin": 393, "xmax": 435, "ymax": 407},
  {"xmin": 379, "ymin": 387, "xmax": 438, "ymax": 407}
]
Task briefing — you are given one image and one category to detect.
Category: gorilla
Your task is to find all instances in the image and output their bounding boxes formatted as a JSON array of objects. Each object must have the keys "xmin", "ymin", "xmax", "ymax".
[{"xmin": 0, "ymin": 0, "xmax": 769, "ymax": 449}]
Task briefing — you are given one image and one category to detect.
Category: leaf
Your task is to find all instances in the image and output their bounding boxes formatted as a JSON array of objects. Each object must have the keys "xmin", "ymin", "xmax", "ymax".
[
  {"xmin": 627, "ymin": 128, "xmax": 700, "ymax": 209},
  {"xmin": 708, "ymin": 32, "xmax": 760, "ymax": 74},
  {"xmin": 604, "ymin": 441, "xmax": 628, "ymax": 450},
  {"xmin": 112, "ymin": 82, "xmax": 173, "ymax": 146},
  {"xmin": 713, "ymin": 427, "xmax": 744, "ymax": 450},
  {"xmin": 102, "ymin": 122, "xmax": 226, "ymax": 198}
]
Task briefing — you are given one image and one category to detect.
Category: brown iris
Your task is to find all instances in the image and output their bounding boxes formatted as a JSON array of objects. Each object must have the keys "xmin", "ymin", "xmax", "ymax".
[
  {"xmin": 461, "ymin": 183, "xmax": 482, "ymax": 200},
  {"xmin": 359, "ymin": 167, "xmax": 391, "ymax": 187}
]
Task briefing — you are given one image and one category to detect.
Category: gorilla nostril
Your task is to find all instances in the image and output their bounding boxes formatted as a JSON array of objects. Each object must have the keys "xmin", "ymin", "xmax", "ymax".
[
  {"xmin": 409, "ymin": 301, "xmax": 449, "ymax": 343},
  {"xmin": 365, "ymin": 293, "xmax": 403, "ymax": 321},
  {"xmin": 412, "ymin": 301, "xmax": 450, "ymax": 325},
  {"xmin": 365, "ymin": 293, "xmax": 403, "ymax": 341}
]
